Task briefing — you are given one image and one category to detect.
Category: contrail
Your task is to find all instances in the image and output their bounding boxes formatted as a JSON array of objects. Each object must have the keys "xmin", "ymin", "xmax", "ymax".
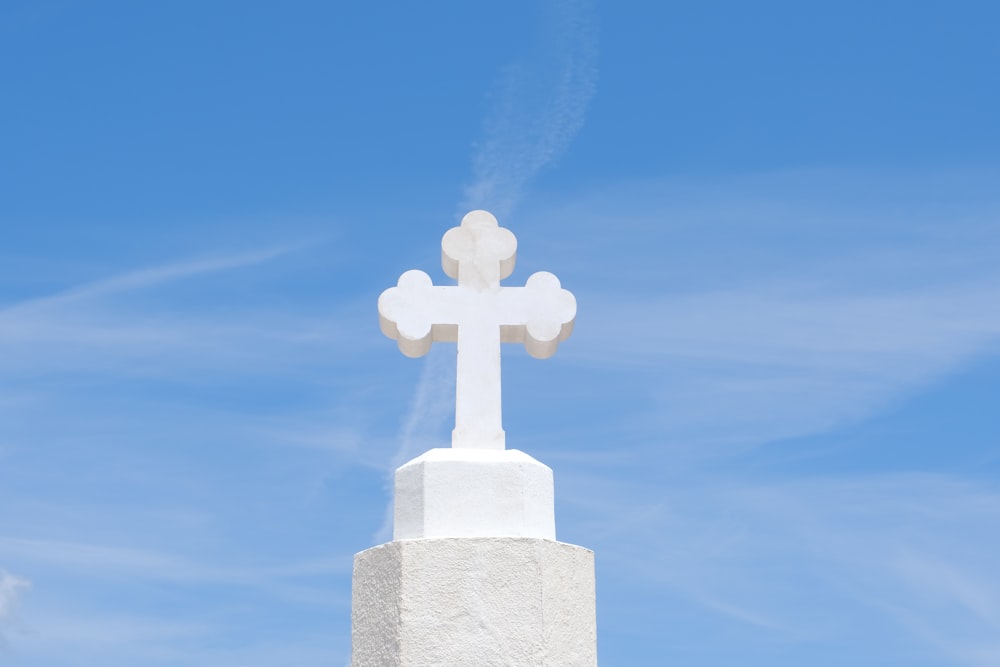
[
  {"xmin": 461, "ymin": 0, "xmax": 598, "ymax": 219},
  {"xmin": 374, "ymin": 347, "xmax": 455, "ymax": 544},
  {"xmin": 0, "ymin": 242, "xmax": 308, "ymax": 318}
]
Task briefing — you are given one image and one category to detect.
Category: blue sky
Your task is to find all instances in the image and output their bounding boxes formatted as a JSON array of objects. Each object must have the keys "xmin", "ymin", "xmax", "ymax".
[{"xmin": 2, "ymin": 1, "xmax": 999, "ymax": 665}]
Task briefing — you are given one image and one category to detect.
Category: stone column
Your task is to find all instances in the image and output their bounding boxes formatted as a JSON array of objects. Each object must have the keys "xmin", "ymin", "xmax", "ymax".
[{"xmin": 351, "ymin": 448, "xmax": 597, "ymax": 666}]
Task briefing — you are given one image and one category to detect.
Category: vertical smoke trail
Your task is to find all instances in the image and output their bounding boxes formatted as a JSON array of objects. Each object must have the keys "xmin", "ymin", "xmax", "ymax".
[
  {"xmin": 460, "ymin": 0, "xmax": 599, "ymax": 219},
  {"xmin": 374, "ymin": 347, "xmax": 455, "ymax": 544}
]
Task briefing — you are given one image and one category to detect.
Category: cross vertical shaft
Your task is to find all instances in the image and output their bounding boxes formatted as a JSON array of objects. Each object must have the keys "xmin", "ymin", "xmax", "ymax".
[{"xmin": 454, "ymin": 317, "xmax": 504, "ymax": 449}]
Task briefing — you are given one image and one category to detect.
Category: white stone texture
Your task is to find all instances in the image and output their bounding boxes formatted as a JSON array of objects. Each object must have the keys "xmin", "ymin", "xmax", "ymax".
[
  {"xmin": 351, "ymin": 537, "xmax": 597, "ymax": 667},
  {"xmin": 394, "ymin": 448, "xmax": 555, "ymax": 540},
  {"xmin": 378, "ymin": 210, "xmax": 576, "ymax": 450}
]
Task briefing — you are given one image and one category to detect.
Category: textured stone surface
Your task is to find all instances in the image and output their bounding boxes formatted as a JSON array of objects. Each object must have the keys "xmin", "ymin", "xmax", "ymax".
[
  {"xmin": 352, "ymin": 537, "xmax": 597, "ymax": 666},
  {"xmin": 394, "ymin": 448, "xmax": 555, "ymax": 540}
]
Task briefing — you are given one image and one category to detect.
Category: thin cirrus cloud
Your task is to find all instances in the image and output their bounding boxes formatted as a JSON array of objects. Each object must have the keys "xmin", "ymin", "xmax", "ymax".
[
  {"xmin": 564, "ymin": 471, "xmax": 1000, "ymax": 666},
  {"xmin": 0, "ymin": 534, "xmax": 351, "ymax": 662},
  {"xmin": 0, "ymin": 244, "xmax": 299, "ymax": 344},
  {"xmin": 577, "ymin": 281, "xmax": 1000, "ymax": 451},
  {"xmin": 513, "ymin": 167, "xmax": 1000, "ymax": 666},
  {"xmin": 515, "ymin": 168, "xmax": 1000, "ymax": 452},
  {"xmin": 0, "ymin": 241, "xmax": 366, "ymax": 379},
  {"xmin": 0, "ymin": 569, "xmax": 30, "ymax": 649},
  {"xmin": 374, "ymin": 346, "xmax": 456, "ymax": 545},
  {"xmin": 1, "ymin": 244, "xmax": 304, "ymax": 313},
  {"xmin": 460, "ymin": 0, "xmax": 598, "ymax": 219},
  {"xmin": 0, "ymin": 536, "xmax": 350, "ymax": 593}
]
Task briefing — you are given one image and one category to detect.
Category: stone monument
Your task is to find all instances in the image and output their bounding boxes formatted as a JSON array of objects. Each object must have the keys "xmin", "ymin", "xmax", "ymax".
[{"xmin": 352, "ymin": 210, "xmax": 597, "ymax": 666}]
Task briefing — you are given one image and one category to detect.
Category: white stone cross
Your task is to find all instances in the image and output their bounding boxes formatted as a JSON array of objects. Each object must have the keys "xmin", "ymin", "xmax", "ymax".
[{"xmin": 378, "ymin": 210, "xmax": 576, "ymax": 450}]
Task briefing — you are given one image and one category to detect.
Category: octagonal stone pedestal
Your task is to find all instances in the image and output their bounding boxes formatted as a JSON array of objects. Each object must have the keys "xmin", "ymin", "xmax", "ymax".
[
  {"xmin": 351, "ymin": 537, "xmax": 597, "ymax": 667},
  {"xmin": 393, "ymin": 448, "xmax": 555, "ymax": 540}
]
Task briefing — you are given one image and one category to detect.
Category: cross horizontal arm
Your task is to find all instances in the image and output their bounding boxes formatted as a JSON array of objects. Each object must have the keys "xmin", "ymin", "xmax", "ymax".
[
  {"xmin": 494, "ymin": 272, "xmax": 576, "ymax": 359},
  {"xmin": 378, "ymin": 270, "xmax": 465, "ymax": 357},
  {"xmin": 379, "ymin": 271, "xmax": 576, "ymax": 359}
]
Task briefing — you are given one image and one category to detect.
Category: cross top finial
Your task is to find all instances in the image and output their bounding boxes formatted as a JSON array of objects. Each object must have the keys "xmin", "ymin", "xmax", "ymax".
[
  {"xmin": 441, "ymin": 210, "xmax": 517, "ymax": 289},
  {"xmin": 378, "ymin": 211, "xmax": 576, "ymax": 450}
]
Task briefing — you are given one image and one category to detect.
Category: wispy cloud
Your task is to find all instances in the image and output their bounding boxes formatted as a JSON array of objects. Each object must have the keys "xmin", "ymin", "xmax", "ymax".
[
  {"xmin": 0, "ymin": 537, "xmax": 350, "ymax": 605},
  {"xmin": 461, "ymin": 0, "xmax": 598, "ymax": 218},
  {"xmin": 576, "ymin": 281, "xmax": 1000, "ymax": 453},
  {"xmin": 0, "ymin": 244, "xmax": 305, "ymax": 313},
  {"xmin": 15, "ymin": 609, "xmax": 344, "ymax": 667},
  {"xmin": 560, "ymin": 471, "xmax": 1000, "ymax": 664},
  {"xmin": 514, "ymin": 168, "xmax": 1000, "ymax": 454},
  {"xmin": 0, "ymin": 569, "xmax": 30, "ymax": 648},
  {"xmin": 510, "ymin": 168, "xmax": 1000, "ymax": 663},
  {"xmin": 0, "ymin": 244, "xmax": 304, "ymax": 348},
  {"xmin": 373, "ymin": 347, "xmax": 456, "ymax": 544},
  {"xmin": 0, "ymin": 242, "xmax": 371, "ymax": 381},
  {"xmin": 0, "ymin": 538, "xmax": 349, "ymax": 663}
]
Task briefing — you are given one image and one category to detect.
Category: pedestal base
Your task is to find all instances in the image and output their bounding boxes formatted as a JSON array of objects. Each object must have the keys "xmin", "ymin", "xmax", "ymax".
[
  {"xmin": 394, "ymin": 448, "xmax": 555, "ymax": 540},
  {"xmin": 351, "ymin": 537, "xmax": 597, "ymax": 666}
]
